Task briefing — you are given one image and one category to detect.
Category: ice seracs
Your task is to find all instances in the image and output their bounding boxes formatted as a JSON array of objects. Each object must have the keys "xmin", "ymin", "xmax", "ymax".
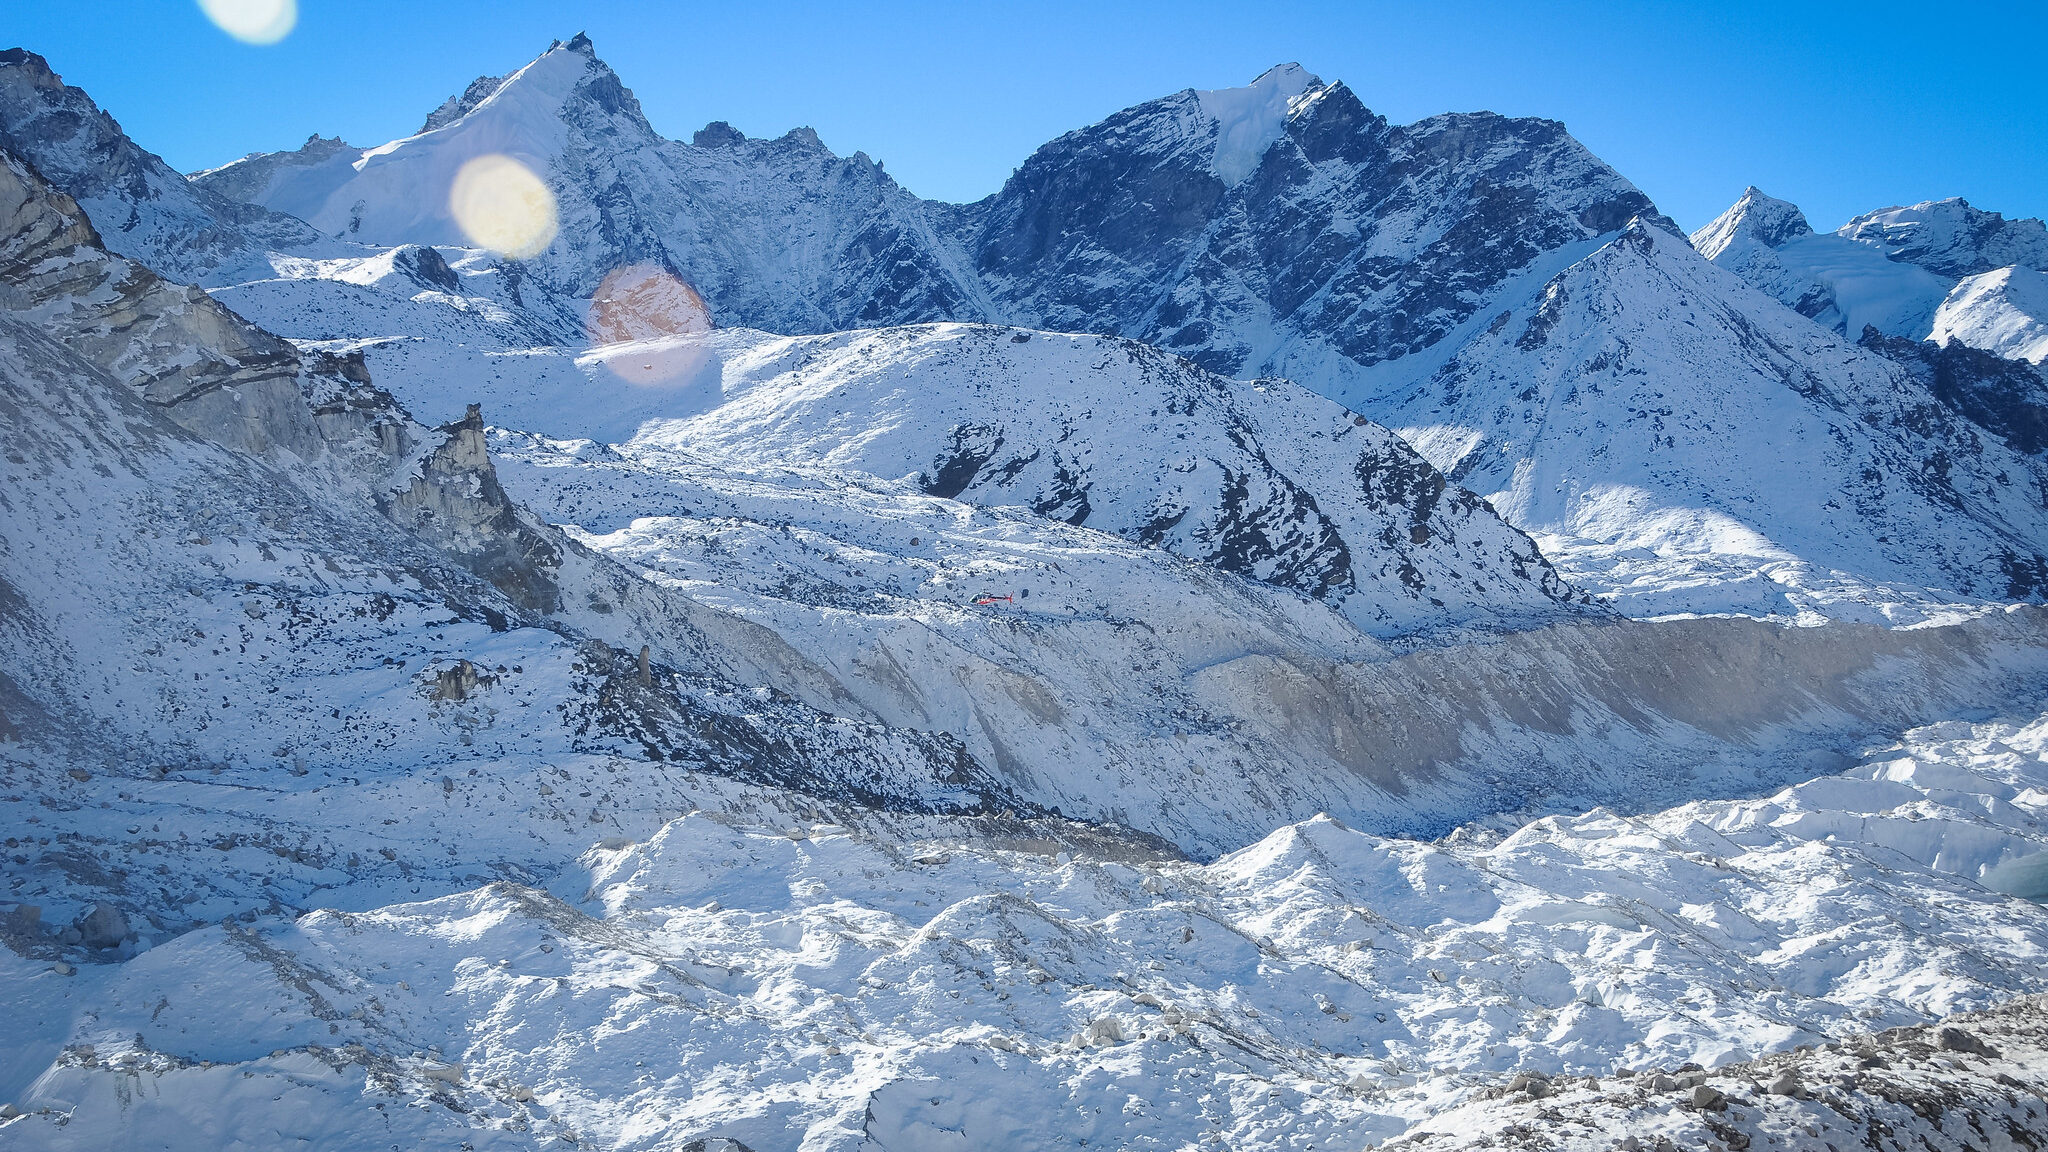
[{"xmin": 6, "ymin": 711, "xmax": 2047, "ymax": 1150}]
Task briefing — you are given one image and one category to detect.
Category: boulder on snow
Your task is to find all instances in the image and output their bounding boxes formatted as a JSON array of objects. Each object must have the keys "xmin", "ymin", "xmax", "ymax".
[
  {"xmin": 1767, "ymin": 1069, "xmax": 1804, "ymax": 1097},
  {"xmin": 75, "ymin": 903, "xmax": 128, "ymax": 949},
  {"xmin": 1937, "ymin": 1026, "xmax": 2001, "ymax": 1058}
]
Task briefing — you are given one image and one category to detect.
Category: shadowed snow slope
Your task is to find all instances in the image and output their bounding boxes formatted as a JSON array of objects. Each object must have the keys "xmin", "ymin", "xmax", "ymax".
[{"xmin": 5, "ymin": 712, "xmax": 2047, "ymax": 1149}]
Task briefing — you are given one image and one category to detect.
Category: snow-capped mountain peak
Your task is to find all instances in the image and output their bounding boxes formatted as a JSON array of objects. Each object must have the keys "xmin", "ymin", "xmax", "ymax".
[{"xmin": 1689, "ymin": 185, "xmax": 1813, "ymax": 259}]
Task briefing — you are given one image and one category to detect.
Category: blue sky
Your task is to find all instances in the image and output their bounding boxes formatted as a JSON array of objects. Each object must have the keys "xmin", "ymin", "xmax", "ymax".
[{"xmin": 10, "ymin": 0, "xmax": 2046, "ymax": 233}]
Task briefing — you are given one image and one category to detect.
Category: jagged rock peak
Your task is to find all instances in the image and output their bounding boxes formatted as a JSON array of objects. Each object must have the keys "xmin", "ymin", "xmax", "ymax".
[
  {"xmin": 692, "ymin": 120, "xmax": 745, "ymax": 148},
  {"xmin": 390, "ymin": 401, "xmax": 562, "ymax": 613},
  {"xmin": 1690, "ymin": 185, "xmax": 1814, "ymax": 258},
  {"xmin": 0, "ymin": 46, "xmax": 54, "ymax": 76},
  {"xmin": 418, "ymin": 73, "xmax": 506, "ymax": 134},
  {"xmin": 412, "ymin": 34, "xmax": 650, "ymax": 140}
]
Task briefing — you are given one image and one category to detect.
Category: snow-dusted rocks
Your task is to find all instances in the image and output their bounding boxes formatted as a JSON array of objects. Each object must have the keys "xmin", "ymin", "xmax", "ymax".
[
  {"xmin": 963, "ymin": 75, "xmax": 1664, "ymax": 383},
  {"xmin": 620, "ymin": 323, "xmax": 1581, "ymax": 634},
  {"xmin": 1378, "ymin": 996, "xmax": 2048, "ymax": 1151}
]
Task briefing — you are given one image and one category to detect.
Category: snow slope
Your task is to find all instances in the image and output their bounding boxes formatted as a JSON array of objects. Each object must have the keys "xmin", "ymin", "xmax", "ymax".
[
  {"xmin": 614, "ymin": 323, "xmax": 1581, "ymax": 635},
  {"xmin": 1933, "ymin": 265, "xmax": 2048, "ymax": 365},
  {"xmin": 0, "ymin": 144, "xmax": 1022, "ymax": 821},
  {"xmin": 1365, "ymin": 218, "xmax": 2048, "ymax": 620}
]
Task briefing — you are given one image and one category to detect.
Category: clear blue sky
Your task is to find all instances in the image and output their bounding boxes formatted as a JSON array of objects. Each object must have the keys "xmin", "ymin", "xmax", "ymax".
[{"xmin": 10, "ymin": 0, "xmax": 2046, "ymax": 233}]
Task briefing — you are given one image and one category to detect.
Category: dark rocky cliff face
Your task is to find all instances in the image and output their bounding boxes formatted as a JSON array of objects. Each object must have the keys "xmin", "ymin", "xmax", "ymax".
[
  {"xmin": 1861, "ymin": 326, "xmax": 2048, "ymax": 458},
  {"xmin": 965, "ymin": 84, "xmax": 1666, "ymax": 378}
]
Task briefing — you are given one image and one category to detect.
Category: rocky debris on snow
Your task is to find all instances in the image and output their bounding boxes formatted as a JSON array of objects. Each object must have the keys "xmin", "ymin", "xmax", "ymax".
[{"xmin": 1386, "ymin": 994, "xmax": 2048, "ymax": 1150}]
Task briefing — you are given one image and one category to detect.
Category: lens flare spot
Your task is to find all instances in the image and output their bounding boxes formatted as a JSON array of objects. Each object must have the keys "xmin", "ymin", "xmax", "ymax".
[
  {"xmin": 586, "ymin": 266, "xmax": 719, "ymax": 387},
  {"xmin": 448, "ymin": 154, "xmax": 559, "ymax": 260},
  {"xmin": 588, "ymin": 264, "xmax": 713, "ymax": 344},
  {"xmin": 196, "ymin": 0, "xmax": 297, "ymax": 44}
]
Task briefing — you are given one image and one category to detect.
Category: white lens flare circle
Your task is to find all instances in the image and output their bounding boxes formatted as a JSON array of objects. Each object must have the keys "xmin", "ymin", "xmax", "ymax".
[
  {"xmin": 448, "ymin": 154, "xmax": 559, "ymax": 261},
  {"xmin": 196, "ymin": 0, "xmax": 297, "ymax": 45}
]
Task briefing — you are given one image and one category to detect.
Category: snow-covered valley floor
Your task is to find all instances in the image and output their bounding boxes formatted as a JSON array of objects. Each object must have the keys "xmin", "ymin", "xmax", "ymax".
[{"xmin": 5, "ymin": 709, "xmax": 2047, "ymax": 1150}]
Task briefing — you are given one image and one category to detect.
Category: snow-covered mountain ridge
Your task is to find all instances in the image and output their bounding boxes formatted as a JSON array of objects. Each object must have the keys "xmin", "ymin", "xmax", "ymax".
[
  {"xmin": 158, "ymin": 36, "xmax": 2048, "ymax": 621},
  {"xmin": 191, "ymin": 35, "xmax": 1662, "ymax": 391},
  {"xmin": 1358, "ymin": 218, "xmax": 2048, "ymax": 620},
  {"xmin": 1696, "ymin": 185, "xmax": 2048, "ymax": 367}
]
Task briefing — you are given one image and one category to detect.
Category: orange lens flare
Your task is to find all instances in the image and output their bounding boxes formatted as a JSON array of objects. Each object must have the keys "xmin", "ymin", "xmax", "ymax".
[
  {"xmin": 586, "ymin": 265, "xmax": 718, "ymax": 386},
  {"xmin": 587, "ymin": 264, "xmax": 712, "ymax": 344}
]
